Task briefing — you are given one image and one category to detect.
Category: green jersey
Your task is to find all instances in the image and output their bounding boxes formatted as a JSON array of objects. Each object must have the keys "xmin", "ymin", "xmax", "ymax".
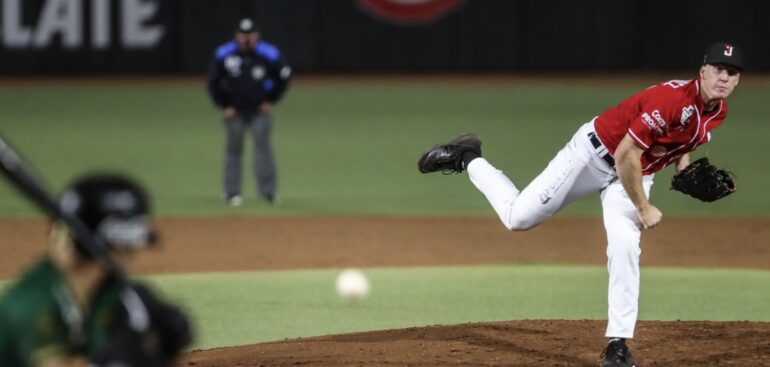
[{"xmin": 0, "ymin": 258, "xmax": 123, "ymax": 367}]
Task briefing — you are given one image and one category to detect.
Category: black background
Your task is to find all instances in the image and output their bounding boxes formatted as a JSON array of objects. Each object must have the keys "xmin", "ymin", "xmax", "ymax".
[{"xmin": 1, "ymin": 0, "xmax": 766, "ymax": 74}]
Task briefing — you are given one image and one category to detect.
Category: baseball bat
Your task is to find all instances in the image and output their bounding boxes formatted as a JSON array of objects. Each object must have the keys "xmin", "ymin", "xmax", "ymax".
[
  {"xmin": 0, "ymin": 134, "xmax": 128, "ymax": 282},
  {"xmin": 0, "ymin": 135, "xmax": 184, "ymax": 338}
]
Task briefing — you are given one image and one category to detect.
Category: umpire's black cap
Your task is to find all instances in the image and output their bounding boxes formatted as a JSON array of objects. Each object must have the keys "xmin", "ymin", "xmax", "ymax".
[
  {"xmin": 236, "ymin": 18, "xmax": 258, "ymax": 33},
  {"xmin": 703, "ymin": 42, "xmax": 744, "ymax": 72}
]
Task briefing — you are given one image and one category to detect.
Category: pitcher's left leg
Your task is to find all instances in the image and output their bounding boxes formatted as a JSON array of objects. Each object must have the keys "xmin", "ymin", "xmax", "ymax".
[
  {"xmin": 468, "ymin": 123, "xmax": 607, "ymax": 231},
  {"xmin": 600, "ymin": 176, "xmax": 653, "ymax": 338}
]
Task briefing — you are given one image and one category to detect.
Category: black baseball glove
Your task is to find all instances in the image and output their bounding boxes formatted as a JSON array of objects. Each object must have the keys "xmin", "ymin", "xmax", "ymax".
[
  {"xmin": 92, "ymin": 282, "xmax": 194, "ymax": 367},
  {"xmin": 671, "ymin": 157, "xmax": 736, "ymax": 202}
]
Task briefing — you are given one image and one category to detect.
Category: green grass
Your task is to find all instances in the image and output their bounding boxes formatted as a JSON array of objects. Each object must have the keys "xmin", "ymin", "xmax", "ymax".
[
  {"xmin": 3, "ymin": 264, "xmax": 767, "ymax": 349},
  {"xmin": 1, "ymin": 80, "xmax": 769, "ymax": 216},
  {"xmin": 129, "ymin": 264, "xmax": 770, "ymax": 349}
]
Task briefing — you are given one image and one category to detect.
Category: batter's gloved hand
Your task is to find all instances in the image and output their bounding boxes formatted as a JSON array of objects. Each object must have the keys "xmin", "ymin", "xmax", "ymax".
[
  {"xmin": 671, "ymin": 157, "xmax": 736, "ymax": 202},
  {"xmin": 92, "ymin": 282, "xmax": 194, "ymax": 367}
]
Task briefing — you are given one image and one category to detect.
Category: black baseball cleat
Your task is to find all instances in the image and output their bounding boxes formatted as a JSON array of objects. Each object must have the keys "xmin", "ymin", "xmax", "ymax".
[
  {"xmin": 417, "ymin": 133, "xmax": 482, "ymax": 174},
  {"xmin": 600, "ymin": 339, "xmax": 637, "ymax": 367},
  {"xmin": 262, "ymin": 192, "xmax": 275, "ymax": 205}
]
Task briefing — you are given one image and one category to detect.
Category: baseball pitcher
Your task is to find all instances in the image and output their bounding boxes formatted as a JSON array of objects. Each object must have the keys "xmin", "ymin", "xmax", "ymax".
[{"xmin": 417, "ymin": 42, "xmax": 743, "ymax": 367}]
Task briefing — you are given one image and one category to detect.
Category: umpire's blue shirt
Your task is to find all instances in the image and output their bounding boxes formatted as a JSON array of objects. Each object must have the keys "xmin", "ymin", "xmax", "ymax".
[{"xmin": 207, "ymin": 40, "xmax": 291, "ymax": 114}]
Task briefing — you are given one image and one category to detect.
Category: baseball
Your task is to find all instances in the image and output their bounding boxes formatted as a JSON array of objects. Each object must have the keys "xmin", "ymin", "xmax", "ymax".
[{"xmin": 335, "ymin": 268, "xmax": 370, "ymax": 300}]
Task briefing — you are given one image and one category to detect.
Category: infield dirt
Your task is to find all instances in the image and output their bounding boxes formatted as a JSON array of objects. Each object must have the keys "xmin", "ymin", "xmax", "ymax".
[{"xmin": 2, "ymin": 216, "xmax": 769, "ymax": 366}]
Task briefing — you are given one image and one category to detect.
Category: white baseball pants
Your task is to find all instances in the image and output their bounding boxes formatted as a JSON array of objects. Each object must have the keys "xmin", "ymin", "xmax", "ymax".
[{"xmin": 466, "ymin": 121, "xmax": 653, "ymax": 338}]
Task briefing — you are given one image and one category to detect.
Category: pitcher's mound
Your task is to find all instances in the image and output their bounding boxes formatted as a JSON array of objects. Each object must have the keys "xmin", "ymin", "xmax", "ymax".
[{"xmin": 182, "ymin": 319, "xmax": 770, "ymax": 366}]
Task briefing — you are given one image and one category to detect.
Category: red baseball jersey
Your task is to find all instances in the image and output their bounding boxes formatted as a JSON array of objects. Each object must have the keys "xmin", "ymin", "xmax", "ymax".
[{"xmin": 594, "ymin": 79, "xmax": 728, "ymax": 175}]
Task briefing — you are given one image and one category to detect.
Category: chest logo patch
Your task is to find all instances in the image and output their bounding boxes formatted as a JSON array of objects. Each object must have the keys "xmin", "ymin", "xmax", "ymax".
[
  {"xmin": 225, "ymin": 55, "xmax": 242, "ymax": 76},
  {"xmin": 650, "ymin": 145, "xmax": 667, "ymax": 158},
  {"xmin": 641, "ymin": 113, "xmax": 664, "ymax": 135},
  {"xmin": 651, "ymin": 110, "xmax": 667, "ymax": 130},
  {"xmin": 678, "ymin": 105, "xmax": 695, "ymax": 131},
  {"xmin": 251, "ymin": 66, "xmax": 266, "ymax": 80}
]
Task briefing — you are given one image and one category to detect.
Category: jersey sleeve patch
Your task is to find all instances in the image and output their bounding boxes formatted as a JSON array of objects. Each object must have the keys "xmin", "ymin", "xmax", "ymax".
[{"xmin": 279, "ymin": 65, "xmax": 291, "ymax": 79}]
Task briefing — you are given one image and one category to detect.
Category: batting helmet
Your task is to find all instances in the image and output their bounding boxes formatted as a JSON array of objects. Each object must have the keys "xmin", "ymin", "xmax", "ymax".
[{"xmin": 58, "ymin": 173, "xmax": 156, "ymax": 255}]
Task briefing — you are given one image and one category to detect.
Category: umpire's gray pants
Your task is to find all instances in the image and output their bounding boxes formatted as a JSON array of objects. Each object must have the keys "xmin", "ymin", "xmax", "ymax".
[{"xmin": 223, "ymin": 112, "xmax": 276, "ymax": 199}]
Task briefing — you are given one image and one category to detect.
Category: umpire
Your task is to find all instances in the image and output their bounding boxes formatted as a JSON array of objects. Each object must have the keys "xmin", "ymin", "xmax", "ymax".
[{"xmin": 207, "ymin": 18, "xmax": 292, "ymax": 206}]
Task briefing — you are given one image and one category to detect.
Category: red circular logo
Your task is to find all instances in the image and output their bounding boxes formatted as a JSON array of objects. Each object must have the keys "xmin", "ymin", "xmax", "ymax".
[{"xmin": 357, "ymin": 0, "xmax": 465, "ymax": 24}]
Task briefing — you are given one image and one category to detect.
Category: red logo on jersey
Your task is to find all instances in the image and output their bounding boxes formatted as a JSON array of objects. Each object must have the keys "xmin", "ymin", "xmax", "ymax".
[
  {"xmin": 650, "ymin": 145, "xmax": 667, "ymax": 158},
  {"xmin": 724, "ymin": 45, "xmax": 734, "ymax": 56},
  {"xmin": 357, "ymin": 0, "xmax": 465, "ymax": 24}
]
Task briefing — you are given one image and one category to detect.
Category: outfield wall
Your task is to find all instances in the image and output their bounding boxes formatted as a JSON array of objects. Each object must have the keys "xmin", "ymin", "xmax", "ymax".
[{"xmin": 1, "ymin": 0, "xmax": 768, "ymax": 74}]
